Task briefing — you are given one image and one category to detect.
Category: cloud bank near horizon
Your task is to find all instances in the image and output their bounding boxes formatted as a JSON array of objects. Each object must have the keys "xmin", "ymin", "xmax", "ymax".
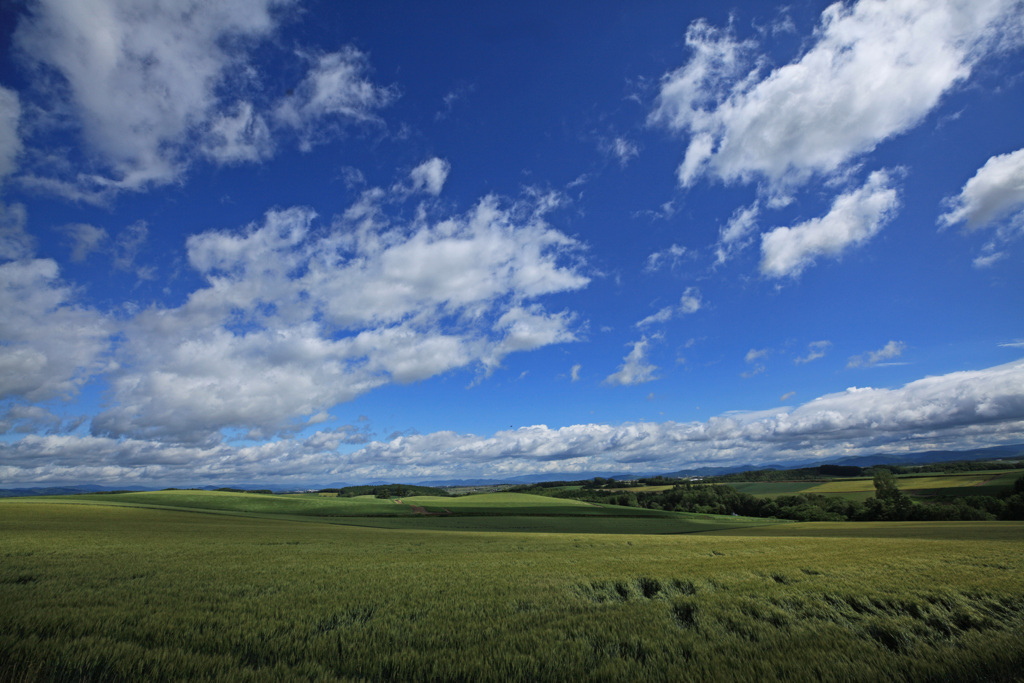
[{"xmin": 3, "ymin": 358, "xmax": 1022, "ymax": 486}]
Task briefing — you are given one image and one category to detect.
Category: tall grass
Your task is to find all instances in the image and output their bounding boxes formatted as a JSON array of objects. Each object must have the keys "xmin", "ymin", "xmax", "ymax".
[{"xmin": 1, "ymin": 500, "xmax": 1022, "ymax": 681}]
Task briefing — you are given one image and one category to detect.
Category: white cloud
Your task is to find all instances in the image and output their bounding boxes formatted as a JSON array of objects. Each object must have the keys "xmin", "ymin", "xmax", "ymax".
[
  {"xmin": 0, "ymin": 86, "xmax": 21, "ymax": 181},
  {"xmin": 651, "ymin": 0, "xmax": 1023, "ymax": 189},
  {"xmin": 0, "ymin": 202, "xmax": 33, "ymax": 260},
  {"xmin": 112, "ymin": 220, "xmax": 154, "ymax": 279},
  {"xmin": 939, "ymin": 146, "xmax": 1024, "ymax": 231},
  {"xmin": 973, "ymin": 251, "xmax": 1005, "ymax": 268},
  {"xmin": 848, "ymin": 340, "xmax": 906, "ymax": 368},
  {"xmin": 202, "ymin": 101, "xmax": 274, "ymax": 165},
  {"xmin": 714, "ymin": 203, "xmax": 759, "ymax": 265},
  {"xmin": 91, "ymin": 187, "xmax": 589, "ymax": 443},
  {"xmin": 636, "ymin": 287, "xmax": 702, "ymax": 327},
  {"xmin": 8, "ymin": 359, "xmax": 1022, "ymax": 485},
  {"xmin": 408, "ymin": 158, "xmax": 451, "ymax": 196},
  {"xmin": 275, "ymin": 48, "xmax": 397, "ymax": 150},
  {"xmin": 570, "ymin": 363, "xmax": 581, "ymax": 382},
  {"xmin": 644, "ymin": 244, "xmax": 687, "ymax": 271},
  {"xmin": 679, "ymin": 287, "xmax": 702, "ymax": 314},
  {"xmin": 795, "ymin": 340, "xmax": 831, "ymax": 365},
  {"xmin": 760, "ymin": 170, "xmax": 900, "ymax": 278},
  {"xmin": 491, "ymin": 306, "xmax": 577, "ymax": 355},
  {"xmin": 611, "ymin": 137, "xmax": 639, "ymax": 166},
  {"xmin": 12, "ymin": 1, "xmax": 395, "ymax": 200},
  {"xmin": 0, "ymin": 258, "xmax": 112, "ymax": 402},
  {"xmin": 742, "ymin": 347, "xmax": 769, "ymax": 377},
  {"xmin": 604, "ymin": 337, "xmax": 659, "ymax": 386},
  {"xmin": 60, "ymin": 223, "xmax": 108, "ymax": 262},
  {"xmin": 745, "ymin": 347, "xmax": 769, "ymax": 364},
  {"xmin": 637, "ymin": 307, "xmax": 673, "ymax": 328},
  {"xmin": 14, "ymin": 0, "xmax": 295, "ymax": 195}
]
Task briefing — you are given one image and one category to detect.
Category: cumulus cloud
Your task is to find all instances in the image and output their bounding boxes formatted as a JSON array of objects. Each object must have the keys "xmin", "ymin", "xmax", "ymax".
[
  {"xmin": 407, "ymin": 158, "xmax": 451, "ymax": 196},
  {"xmin": 0, "ymin": 258, "xmax": 112, "ymax": 401},
  {"xmin": 605, "ymin": 337, "xmax": 659, "ymax": 386},
  {"xmin": 0, "ymin": 404, "xmax": 64, "ymax": 435},
  {"xmin": 939, "ymin": 146, "xmax": 1024, "ymax": 231},
  {"xmin": 11, "ymin": 1, "xmax": 395, "ymax": 199},
  {"xmin": 14, "ymin": 0, "xmax": 295, "ymax": 195},
  {"xmin": 760, "ymin": 170, "xmax": 900, "ymax": 278},
  {"xmin": 651, "ymin": 0, "xmax": 1023, "ymax": 189},
  {"xmin": 848, "ymin": 340, "xmax": 906, "ymax": 368},
  {"xmin": 6, "ymin": 359, "xmax": 1023, "ymax": 485},
  {"xmin": 0, "ymin": 86, "xmax": 21, "ymax": 181},
  {"xmin": 570, "ymin": 363, "xmax": 581, "ymax": 382},
  {"xmin": 91, "ymin": 188, "xmax": 588, "ymax": 444},
  {"xmin": 795, "ymin": 340, "xmax": 831, "ymax": 365},
  {"xmin": 679, "ymin": 287, "xmax": 702, "ymax": 314}
]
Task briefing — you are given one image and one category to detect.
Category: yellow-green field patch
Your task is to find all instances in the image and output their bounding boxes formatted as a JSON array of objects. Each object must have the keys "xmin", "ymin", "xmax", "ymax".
[{"xmin": 801, "ymin": 472, "xmax": 1011, "ymax": 495}]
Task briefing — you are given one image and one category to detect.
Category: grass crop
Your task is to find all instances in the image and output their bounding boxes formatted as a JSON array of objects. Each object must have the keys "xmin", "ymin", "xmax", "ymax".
[
  {"xmin": 43, "ymin": 489, "xmax": 415, "ymax": 517},
  {"xmin": 1, "ymin": 497, "xmax": 1021, "ymax": 682},
  {"xmin": 802, "ymin": 472, "xmax": 1015, "ymax": 495}
]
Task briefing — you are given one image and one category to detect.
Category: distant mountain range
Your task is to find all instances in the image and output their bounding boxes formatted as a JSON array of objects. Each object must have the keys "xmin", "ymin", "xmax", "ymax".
[
  {"xmin": 660, "ymin": 443, "xmax": 1024, "ymax": 478},
  {"xmin": 2, "ymin": 443, "xmax": 1022, "ymax": 497}
]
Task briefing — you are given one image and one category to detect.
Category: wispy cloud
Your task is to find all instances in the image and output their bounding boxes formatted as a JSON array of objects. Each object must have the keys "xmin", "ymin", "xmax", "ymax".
[
  {"xmin": 795, "ymin": 340, "xmax": 831, "ymax": 365},
  {"xmin": 645, "ymin": 244, "xmax": 687, "ymax": 272},
  {"xmin": 636, "ymin": 287, "xmax": 703, "ymax": 327},
  {"xmin": 848, "ymin": 340, "xmax": 906, "ymax": 368}
]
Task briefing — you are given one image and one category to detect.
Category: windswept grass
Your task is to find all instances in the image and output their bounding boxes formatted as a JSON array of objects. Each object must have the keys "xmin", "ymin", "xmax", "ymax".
[{"xmin": 1, "ymin": 499, "xmax": 1022, "ymax": 681}]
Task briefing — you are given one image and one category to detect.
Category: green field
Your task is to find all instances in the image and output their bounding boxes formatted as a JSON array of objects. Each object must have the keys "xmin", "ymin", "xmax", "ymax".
[
  {"xmin": 1, "ymin": 494, "xmax": 1022, "ymax": 681},
  {"xmin": 719, "ymin": 481, "xmax": 822, "ymax": 498},
  {"xmin": 721, "ymin": 469, "xmax": 1020, "ymax": 502}
]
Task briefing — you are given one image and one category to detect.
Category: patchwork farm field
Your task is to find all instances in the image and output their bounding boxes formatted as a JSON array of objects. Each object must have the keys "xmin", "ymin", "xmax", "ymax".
[
  {"xmin": 722, "ymin": 469, "xmax": 1021, "ymax": 502},
  {"xmin": 1, "ymin": 494, "xmax": 1022, "ymax": 682}
]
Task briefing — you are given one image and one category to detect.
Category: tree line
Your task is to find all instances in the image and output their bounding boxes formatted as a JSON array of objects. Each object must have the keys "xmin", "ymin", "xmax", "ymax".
[{"xmin": 514, "ymin": 471, "xmax": 1024, "ymax": 522}]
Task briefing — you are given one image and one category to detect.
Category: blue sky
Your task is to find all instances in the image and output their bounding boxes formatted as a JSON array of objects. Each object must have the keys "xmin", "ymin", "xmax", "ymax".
[{"xmin": 1, "ymin": 0, "xmax": 1023, "ymax": 486}]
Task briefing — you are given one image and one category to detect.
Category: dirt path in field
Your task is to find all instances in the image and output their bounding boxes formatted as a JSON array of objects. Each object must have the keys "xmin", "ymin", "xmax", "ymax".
[{"xmin": 408, "ymin": 504, "xmax": 452, "ymax": 516}]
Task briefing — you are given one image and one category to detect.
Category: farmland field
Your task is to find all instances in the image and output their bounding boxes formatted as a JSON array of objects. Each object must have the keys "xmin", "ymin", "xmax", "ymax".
[
  {"xmin": 720, "ymin": 469, "xmax": 1021, "ymax": 502},
  {"xmin": 717, "ymin": 481, "xmax": 821, "ymax": 498},
  {"xmin": 1, "ymin": 495, "xmax": 1022, "ymax": 682}
]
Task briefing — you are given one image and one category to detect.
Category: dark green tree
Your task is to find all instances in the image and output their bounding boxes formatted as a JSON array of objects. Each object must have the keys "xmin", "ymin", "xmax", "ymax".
[{"xmin": 873, "ymin": 469, "xmax": 902, "ymax": 501}]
